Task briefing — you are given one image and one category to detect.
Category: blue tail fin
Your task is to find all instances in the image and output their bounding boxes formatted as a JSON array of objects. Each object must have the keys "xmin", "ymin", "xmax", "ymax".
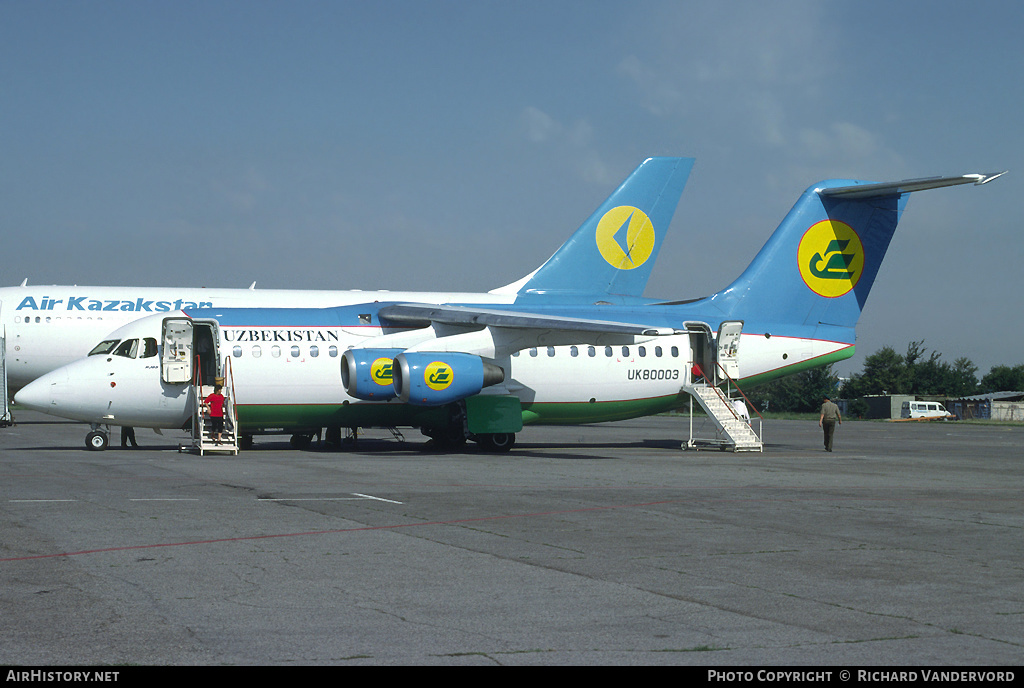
[
  {"xmin": 707, "ymin": 174, "xmax": 1004, "ymax": 338},
  {"xmin": 493, "ymin": 157, "xmax": 694, "ymax": 303}
]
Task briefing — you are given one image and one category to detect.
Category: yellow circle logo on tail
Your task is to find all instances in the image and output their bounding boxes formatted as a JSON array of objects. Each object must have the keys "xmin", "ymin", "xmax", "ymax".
[
  {"xmin": 424, "ymin": 361, "xmax": 454, "ymax": 391},
  {"xmin": 595, "ymin": 206, "xmax": 655, "ymax": 270},
  {"xmin": 798, "ymin": 220, "xmax": 865, "ymax": 298},
  {"xmin": 370, "ymin": 357, "xmax": 394, "ymax": 387}
]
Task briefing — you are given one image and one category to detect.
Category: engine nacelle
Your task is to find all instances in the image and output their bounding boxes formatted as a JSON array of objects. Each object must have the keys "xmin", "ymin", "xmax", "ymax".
[
  {"xmin": 341, "ymin": 348, "xmax": 404, "ymax": 400},
  {"xmin": 393, "ymin": 352, "xmax": 505, "ymax": 406}
]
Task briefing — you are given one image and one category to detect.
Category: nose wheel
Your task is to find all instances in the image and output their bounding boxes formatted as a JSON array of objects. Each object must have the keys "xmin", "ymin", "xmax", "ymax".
[{"xmin": 85, "ymin": 430, "xmax": 109, "ymax": 451}]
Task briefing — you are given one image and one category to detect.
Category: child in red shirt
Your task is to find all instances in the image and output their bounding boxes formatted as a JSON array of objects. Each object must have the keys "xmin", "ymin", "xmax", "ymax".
[{"xmin": 204, "ymin": 384, "xmax": 226, "ymax": 445}]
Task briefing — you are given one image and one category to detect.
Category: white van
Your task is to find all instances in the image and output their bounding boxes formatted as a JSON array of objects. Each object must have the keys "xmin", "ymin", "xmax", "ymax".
[{"xmin": 901, "ymin": 401, "xmax": 952, "ymax": 420}]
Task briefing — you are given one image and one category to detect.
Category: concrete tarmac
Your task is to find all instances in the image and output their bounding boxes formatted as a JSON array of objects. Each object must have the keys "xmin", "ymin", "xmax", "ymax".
[{"xmin": 1, "ymin": 411, "xmax": 1021, "ymax": 666}]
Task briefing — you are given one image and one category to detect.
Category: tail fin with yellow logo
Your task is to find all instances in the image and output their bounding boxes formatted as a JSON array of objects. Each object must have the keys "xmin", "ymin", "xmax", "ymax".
[
  {"xmin": 491, "ymin": 157, "xmax": 694, "ymax": 303},
  {"xmin": 705, "ymin": 173, "xmax": 1006, "ymax": 338}
]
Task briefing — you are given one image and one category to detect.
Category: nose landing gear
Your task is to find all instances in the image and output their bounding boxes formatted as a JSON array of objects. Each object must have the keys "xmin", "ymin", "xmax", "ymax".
[{"xmin": 85, "ymin": 426, "xmax": 109, "ymax": 451}]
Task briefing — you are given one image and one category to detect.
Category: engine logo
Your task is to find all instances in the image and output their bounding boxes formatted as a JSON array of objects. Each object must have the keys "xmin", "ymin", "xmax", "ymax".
[
  {"xmin": 595, "ymin": 206, "xmax": 655, "ymax": 270},
  {"xmin": 370, "ymin": 357, "xmax": 394, "ymax": 386},
  {"xmin": 424, "ymin": 361, "xmax": 454, "ymax": 391},
  {"xmin": 798, "ymin": 219, "xmax": 864, "ymax": 298}
]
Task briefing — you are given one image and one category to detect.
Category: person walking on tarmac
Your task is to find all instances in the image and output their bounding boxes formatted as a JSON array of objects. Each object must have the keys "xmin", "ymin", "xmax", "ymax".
[
  {"xmin": 204, "ymin": 384, "xmax": 226, "ymax": 445},
  {"xmin": 819, "ymin": 396, "xmax": 842, "ymax": 452},
  {"xmin": 120, "ymin": 426, "xmax": 138, "ymax": 448}
]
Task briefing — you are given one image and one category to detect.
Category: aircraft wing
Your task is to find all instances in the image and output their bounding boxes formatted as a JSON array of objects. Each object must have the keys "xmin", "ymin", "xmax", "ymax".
[{"xmin": 377, "ymin": 303, "xmax": 680, "ymax": 337}]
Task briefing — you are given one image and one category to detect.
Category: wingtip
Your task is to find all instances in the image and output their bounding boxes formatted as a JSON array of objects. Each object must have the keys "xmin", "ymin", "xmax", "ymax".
[{"xmin": 971, "ymin": 170, "xmax": 1008, "ymax": 185}]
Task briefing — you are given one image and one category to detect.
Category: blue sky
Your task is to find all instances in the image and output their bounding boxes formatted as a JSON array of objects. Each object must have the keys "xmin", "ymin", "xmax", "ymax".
[{"xmin": 2, "ymin": 1, "xmax": 1021, "ymax": 376}]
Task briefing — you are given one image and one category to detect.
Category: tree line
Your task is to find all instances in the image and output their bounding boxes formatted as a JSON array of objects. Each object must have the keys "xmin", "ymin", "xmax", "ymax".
[{"xmin": 743, "ymin": 341, "xmax": 1024, "ymax": 414}]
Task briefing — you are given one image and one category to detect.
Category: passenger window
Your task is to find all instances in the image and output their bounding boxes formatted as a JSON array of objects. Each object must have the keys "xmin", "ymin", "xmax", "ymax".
[
  {"xmin": 588, "ymin": 346, "xmax": 596, "ymax": 357},
  {"xmin": 329, "ymin": 346, "xmax": 338, "ymax": 357},
  {"xmin": 547, "ymin": 346, "xmax": 555, "ymax": 357},
  {"xmin": 671, "ymin": 346, "xmax": 679, "ymax": 357},
  {"xmin": 290, "ymin": 345, "xmax": 300, "ymax": 358},
  {"xmin": 252, "ymin": 345, "xmax": 262, "ymax": 358},
  {"xmin": 233, "ymin": 346, "xmax": 242, "ymax": 358},
  {"xmin": 529, "ymin": 348, "xmax": 538, "ymax": 357},
  {"xmin": 310, "ymin": 345, "xmax": 319, "ymax": 357},
  {"xmin": 655, "ymin": 346, "xmax": 663, "ymax": 357},
  {"xmin": 570, "ymin": 346, "xmax": 578, "ymax": 357},
  {"xmin": 512, "ymin": 351, "xmax": 520, "ymax": 357},
  {"xmin": 621, "ymin": 346, "xmax": 630, "ymax": 357},
  {"xmin": 272, "ymin": 346, "xmax": 281, "ymax": 358},
  {"xmin": 638, "ymin": 346, "xmax": 646, "ymax": 357},
  {"xmin": 604, "ymin": 346, "xmax": 613, "ymax": 357}
]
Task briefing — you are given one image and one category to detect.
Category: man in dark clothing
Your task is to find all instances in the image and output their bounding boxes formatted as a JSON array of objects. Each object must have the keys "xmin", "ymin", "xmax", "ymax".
[
  {"xmin": 121, "ymin": 426, "xmax": 138, "ymax": 448},
  {"xmin": 819, "ymin": 396, "xmax": 842, "ymax": 452}
]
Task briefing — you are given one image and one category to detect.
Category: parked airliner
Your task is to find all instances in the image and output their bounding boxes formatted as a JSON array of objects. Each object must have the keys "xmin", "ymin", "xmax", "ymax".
[
  {"xmin": 2, "ymin": 157, "xmax": 693, "ymax": 425},
  {"xmin": 15, "ymin": 168, "xmax": 1004, "ymax": 451}
]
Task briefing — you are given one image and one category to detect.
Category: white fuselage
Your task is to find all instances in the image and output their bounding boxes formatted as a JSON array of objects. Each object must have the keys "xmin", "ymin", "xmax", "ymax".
[
  {"xmin": 1, "ymin": 285, "xmax": 517, "ymax": 393},
  {"xmin": 15, "ymin": 311, "xmax": 852, "ymax": 430}
]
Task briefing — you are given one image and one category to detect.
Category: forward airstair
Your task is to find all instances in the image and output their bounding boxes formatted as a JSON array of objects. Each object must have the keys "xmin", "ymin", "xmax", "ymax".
[
  {"xmin": 182, "ymin": 356, "xmax": 239, "ymax": 456},
  {"xmin": 1, "ymin": 330, "xmax": 11, "ymax": 427}
]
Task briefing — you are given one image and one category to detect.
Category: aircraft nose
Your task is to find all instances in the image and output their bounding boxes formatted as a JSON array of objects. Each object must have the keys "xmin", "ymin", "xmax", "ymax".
[{"xmin": 14, "ymin": 369, "xmax": 67, "ymax": 412}]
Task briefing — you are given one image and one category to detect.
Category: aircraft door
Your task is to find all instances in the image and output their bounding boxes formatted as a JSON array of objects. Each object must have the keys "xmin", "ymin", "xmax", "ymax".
[
  {"xmin": 716, "ymin": 320, "xmax": 743, "ymax": 382},
  {"xmin": 162, "ymin": 319, "xmax": 194, "ymax": 384},
  {"xmin": 1, "ymin": 299, "xmax": 9, "ymax": 425}
]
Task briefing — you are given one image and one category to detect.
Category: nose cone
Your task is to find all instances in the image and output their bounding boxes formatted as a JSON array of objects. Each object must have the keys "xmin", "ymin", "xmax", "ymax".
[
  {"xmin": 14, "ymin": 358, "xmax": 112, "ymax": 423},
  {"xmin": 14, "ymin": 368, "xmax": 67, "ymax": 413}
]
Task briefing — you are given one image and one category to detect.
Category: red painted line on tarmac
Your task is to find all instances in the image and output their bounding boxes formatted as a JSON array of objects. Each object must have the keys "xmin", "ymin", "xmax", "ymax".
[{"xmin": 0, "ymin": 499, "xmax": 680, "ymax": 562}]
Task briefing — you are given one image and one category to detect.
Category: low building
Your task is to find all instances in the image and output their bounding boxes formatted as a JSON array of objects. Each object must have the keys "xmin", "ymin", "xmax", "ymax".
[{"xmin": 950, "ymin": 392, "xmax": 1024, "ymax": 421}]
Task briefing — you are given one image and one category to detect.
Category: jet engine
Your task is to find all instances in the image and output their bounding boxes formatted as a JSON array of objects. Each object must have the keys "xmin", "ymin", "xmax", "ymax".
[
  {"xmin": 340, "ymin": 348, "xmax": 404, "ymax": 400},
  {"xmin": 393, "ymin": 352, "xmax": 505, "ymax": 406}
]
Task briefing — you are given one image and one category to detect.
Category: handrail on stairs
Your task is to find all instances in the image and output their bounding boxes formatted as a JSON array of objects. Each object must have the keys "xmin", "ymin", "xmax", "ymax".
[{"xmin": 713, "ymin": 361, "xmax": 763, "ymax": 445}]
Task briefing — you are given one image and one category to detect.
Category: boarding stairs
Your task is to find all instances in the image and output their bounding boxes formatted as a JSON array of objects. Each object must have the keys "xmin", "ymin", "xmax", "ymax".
[
  {"xmin": 682, "ymin": 367, "xmax": 763, "ymax": 452},
  {"xmin": 181, "ymin": 356, "xmax": 239, "ymax": 456},
  {"xmin": 1, "ymin": 330, "xmax": 11, "ymax": 427}
]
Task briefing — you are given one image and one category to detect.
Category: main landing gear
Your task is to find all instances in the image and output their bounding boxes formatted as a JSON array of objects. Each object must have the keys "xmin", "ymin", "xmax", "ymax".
[{"xmin": 473, "ymin": 432, "xmax": 516, "ymax": 453}]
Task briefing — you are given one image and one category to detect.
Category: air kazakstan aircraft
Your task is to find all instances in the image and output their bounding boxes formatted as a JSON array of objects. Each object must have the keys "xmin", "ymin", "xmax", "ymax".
[{"xmin": 2, "ymin": 157, "xmax": 693, "ymax": 427}]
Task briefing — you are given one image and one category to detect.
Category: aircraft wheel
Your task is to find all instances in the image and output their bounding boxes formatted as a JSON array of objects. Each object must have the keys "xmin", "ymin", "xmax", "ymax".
[
  {"xmin": 477, "ymin": 433, "xmax": 515, "ymax": 453},
  {"xmin": 85, "ymin": 431, "xmax": 109, "ymax": 451},
  {"xmin": 289, "ymin": 434, "xmax": 313, "ymax": 449}
]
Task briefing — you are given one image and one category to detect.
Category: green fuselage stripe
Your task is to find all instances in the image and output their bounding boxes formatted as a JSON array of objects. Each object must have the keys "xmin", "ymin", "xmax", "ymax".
[{"xmin": 232, "ymin": 346, "xmax": 854, "ymax": 432}]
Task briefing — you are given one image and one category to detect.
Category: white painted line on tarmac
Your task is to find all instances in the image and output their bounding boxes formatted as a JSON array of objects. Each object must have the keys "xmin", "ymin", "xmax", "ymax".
[
  {"xmin": 9, "ymin": 499, "xmax": 78, "ymax": 503},
  {"xmin": 351, "ymin": 493, "xmax": 403, "ymax": 504},
  {"xmin": 257, "ymin": 494, "xmax": 404, "ymax": 504}
]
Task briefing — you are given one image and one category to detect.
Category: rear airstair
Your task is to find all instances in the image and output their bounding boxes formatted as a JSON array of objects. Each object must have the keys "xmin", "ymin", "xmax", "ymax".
[
  {"xmin": 683, "ymin": 382, "xmax": 763, "ymax": 452},
  {"xmin": 680, "ymin": 319, "xmax": 763, "ymax": 452},
  {"xmin": 182, "ymin": 356, "xmax": 239, "ymax": 456}
]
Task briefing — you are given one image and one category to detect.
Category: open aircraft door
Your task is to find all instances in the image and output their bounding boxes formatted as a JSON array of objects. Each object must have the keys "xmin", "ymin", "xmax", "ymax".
[
  {"xmin": 162, "ymin": 319, "xmax": 194, "ymax": 384},
  {"xmin": 1, "ymin": 299, "xmax": 10, "ymax": 426},
  {"xmin": 716, "ymin": 320, "xmax": 743, "ymax": 382}
]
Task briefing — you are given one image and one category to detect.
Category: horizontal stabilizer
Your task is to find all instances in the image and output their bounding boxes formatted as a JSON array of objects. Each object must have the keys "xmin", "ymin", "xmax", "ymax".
[
  {"xmin": 378, "ymin": 303, "xmax": 678, "ymax": 337},
  {"xmin": 820, "ymin": 172, "xmax": 1007, "ymax": 199}
]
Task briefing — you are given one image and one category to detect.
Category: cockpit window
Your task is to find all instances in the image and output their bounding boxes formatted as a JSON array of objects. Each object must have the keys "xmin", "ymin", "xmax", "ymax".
[
  {"xmin": 113, "ymin": 339, "xmax": 139, "ymax": 359},
  {"xmin": 88, "ymin": 339, "xmax": 120, "ymax": 356},
  {"xmin": 141, "ymin": 338, "xmax": 158, "ymax": 359}
]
